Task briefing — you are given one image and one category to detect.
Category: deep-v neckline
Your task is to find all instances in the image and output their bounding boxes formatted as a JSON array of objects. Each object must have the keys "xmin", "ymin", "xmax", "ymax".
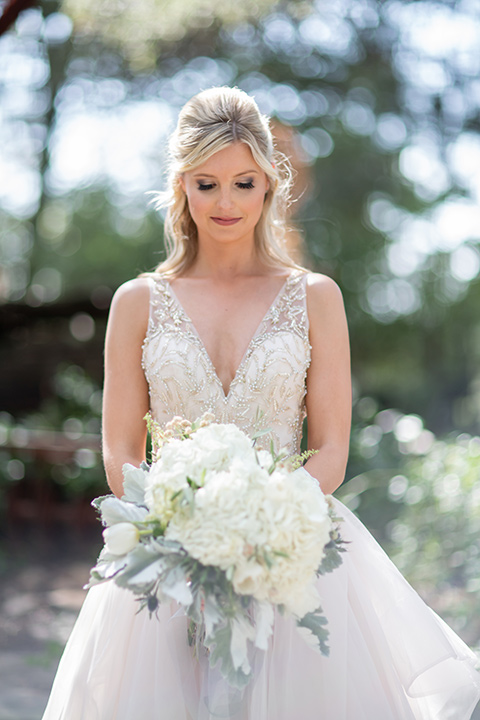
[{"xmin": 165, "ymin": 273, "xmax": 295, "ymax": 400}]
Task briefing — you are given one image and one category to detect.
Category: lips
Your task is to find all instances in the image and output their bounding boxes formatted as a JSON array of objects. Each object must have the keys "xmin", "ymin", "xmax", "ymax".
[{"xmin": 211, "ymin": 217, "xmax": 242, "ymax": 226}]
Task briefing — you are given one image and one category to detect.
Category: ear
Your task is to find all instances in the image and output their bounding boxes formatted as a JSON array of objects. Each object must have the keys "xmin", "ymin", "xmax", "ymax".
[{"xmin": 178, "ymin": 174, "xmax": 186, "ymax": 192}]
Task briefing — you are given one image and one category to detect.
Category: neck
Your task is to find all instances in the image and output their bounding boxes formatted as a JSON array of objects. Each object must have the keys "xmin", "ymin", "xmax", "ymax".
[{"xmin": 189, "ymin": 238, "xmax": 262, "ymax": 280}]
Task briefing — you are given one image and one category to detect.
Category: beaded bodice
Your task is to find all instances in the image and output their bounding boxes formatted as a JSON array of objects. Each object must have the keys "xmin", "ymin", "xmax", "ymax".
[{"xmin": 141, "ymin": 271, "xmax": 311, "ymax": 455}]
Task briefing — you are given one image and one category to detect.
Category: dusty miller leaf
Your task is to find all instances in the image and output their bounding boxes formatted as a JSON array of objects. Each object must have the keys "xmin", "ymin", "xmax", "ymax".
[
  {"xmin": 206, "ymin": 622, "xmax": 252, "ymax": 690},
  {"xmin": 297, "ymin": 608, "xmax": 330, "ymax": 656}
]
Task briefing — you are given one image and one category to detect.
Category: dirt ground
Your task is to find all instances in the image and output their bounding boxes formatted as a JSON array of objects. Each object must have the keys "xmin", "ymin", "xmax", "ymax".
[{"xmin": 0, "ymin": 528, "xmax": 100, "ymax": 720}]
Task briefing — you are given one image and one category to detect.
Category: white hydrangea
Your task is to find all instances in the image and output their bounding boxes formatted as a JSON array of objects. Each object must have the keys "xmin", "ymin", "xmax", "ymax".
[
  {"xmin": 143, "ymin": 423, "xmax": 332, "ymax": 617},
  {"xmin": 144, "ymin": 424, "xmax": 258, "ymax": 521}
]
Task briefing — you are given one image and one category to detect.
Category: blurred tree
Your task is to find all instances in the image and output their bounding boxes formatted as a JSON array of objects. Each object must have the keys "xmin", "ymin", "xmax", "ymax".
[
  {"xmin": 0, "ymin": 0, "xmax": 38, "ymax": 36},
  {"xmin": 61, "ymin": 0, "xmax": 279, "ymax": 69},
  {"xmin": 1, "ymin": 0, "xmax": 480, "ymax": 433}
]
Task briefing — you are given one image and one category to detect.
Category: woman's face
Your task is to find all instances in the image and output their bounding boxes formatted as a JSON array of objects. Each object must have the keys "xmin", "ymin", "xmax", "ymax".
[{"xmin": 180, "ymin": 142, "xmax": 270, "ymax": 248}]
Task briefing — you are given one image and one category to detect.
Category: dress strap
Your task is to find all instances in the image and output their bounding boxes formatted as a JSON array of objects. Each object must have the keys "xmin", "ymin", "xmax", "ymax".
[
  {"xmin": 271, "ymin": 270, "xmax": 310, "ymax": 347},
  {"xmin": 145, "ymin": 274, "xmax": 170, "ymax": 332}
]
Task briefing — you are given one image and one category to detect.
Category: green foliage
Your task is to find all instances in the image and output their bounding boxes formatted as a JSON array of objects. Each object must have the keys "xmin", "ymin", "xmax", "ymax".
[
  {"xmin": 32, "ymin": 191, "xmax": 163, "ymax": 301},
  {"xmin": 339, "ymin": 398, "xmax": 480, "ymax": 642},
  {"xmin": 0, "ymin": 364, "xmax": 105, "ymax": 510},
  {"xmin": 388, "ymin": 436, "xmax": 480, "ymax": 593}
]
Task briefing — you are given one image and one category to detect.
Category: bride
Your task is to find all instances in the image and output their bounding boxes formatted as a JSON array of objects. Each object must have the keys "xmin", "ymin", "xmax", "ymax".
[{"xmin": 42, "ymin": 86, "xmax": 480, "ymax": 719}]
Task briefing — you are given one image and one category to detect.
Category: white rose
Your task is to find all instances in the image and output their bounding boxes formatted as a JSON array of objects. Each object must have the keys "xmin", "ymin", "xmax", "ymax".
[
  {"xmin": 103, "ymin": 522, "xmax": 140, "ymax": 556},
  {"xmin": 281, "ymin": 581, "xmax": 322, "ymax": 618},
  {"xmin": 232, "ymin": 560, "xmax": 267, "ymax": 597}
]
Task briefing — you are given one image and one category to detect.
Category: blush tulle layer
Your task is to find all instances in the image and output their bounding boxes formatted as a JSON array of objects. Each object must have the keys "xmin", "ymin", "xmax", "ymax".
[{"xmin": 41, "ymin": 498, "xmax": 480, "ymax": 720}]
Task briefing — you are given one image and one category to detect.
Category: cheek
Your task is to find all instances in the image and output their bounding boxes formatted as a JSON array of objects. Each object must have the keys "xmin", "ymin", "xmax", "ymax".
[
  {"xmin": 185, "ymin": 191, "xmax": 210, "ymax": 221},
  {"xmin": 245, "ymin": 190, "xmax": 267, "ymax": 221}
]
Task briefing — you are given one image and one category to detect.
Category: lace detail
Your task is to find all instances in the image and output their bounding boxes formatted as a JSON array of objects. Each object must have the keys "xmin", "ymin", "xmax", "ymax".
[{"xmin": 141, "ymin": 271, "xmax": 311, "ymax": 454}]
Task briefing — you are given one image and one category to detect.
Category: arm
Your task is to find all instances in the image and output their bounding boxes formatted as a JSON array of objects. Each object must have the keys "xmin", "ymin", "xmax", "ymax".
[
  {"xmin": 102, "ymin": 278, "xmax": 151, "ymax": 498},
  {"xmin": 303, "ymin": 274, "xmax": 352, "ymax": 495}
]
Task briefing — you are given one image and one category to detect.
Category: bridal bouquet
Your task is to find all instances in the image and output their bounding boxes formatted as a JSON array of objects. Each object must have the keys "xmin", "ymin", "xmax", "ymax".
[{"xmin": 87, "ymin": 413, "xmax": 345, "ymax": 688}]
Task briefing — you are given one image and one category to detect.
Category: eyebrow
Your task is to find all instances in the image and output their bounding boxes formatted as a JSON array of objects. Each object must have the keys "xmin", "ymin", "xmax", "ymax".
[{"xmin": 192, "ymin": 170, "xmax": 260, "ymax": 178}]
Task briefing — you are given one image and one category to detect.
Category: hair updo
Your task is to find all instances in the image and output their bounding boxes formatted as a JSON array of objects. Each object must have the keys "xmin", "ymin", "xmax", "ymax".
[{"xmin": 151, "ymin": 86, "xmax": 297, "ymax": 276}]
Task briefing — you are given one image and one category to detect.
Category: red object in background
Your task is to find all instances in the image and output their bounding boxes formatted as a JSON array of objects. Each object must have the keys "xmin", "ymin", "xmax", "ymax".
[{"xmin": 0, "ymin": 0, "xmax": 38, "ymax": 36}]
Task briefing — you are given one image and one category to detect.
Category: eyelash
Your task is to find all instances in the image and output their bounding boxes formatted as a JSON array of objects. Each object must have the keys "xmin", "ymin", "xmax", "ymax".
[{"xmin": 197, "ymin": 181, "xmax": 255, "ymax": 191}]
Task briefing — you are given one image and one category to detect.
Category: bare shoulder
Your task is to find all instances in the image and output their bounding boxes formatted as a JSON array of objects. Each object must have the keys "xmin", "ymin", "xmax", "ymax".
[
  {"xmin": 108, "ymin": 277, "xmax": 151, "ymax": 337},
  {"xmin": 304, "ymin": 272, "xmax": 345, "ymax": 319},
  {"xmin": 111, "ymin": 277, "xmax": 151, "ymax": 309},
  {"xmin": 110, "ymin": 277, "xmax": 151, "ymax": 317}
]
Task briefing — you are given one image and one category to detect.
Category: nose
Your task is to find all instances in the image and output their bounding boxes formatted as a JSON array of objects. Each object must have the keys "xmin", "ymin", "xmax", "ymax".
[{"xmin": 216, "ymin": 186, "xmax": 235, "ymax": 211}]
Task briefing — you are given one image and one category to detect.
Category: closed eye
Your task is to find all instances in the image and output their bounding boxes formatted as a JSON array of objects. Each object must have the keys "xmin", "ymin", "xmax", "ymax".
[{"xmin": 196, "ymin": 180, "xmax": 255, "ymax": 191}]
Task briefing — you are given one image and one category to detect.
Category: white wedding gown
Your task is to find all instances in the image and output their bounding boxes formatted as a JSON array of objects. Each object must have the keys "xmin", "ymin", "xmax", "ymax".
[{"xmin": 42, "ymin": 271, "xmax": 480, "ymax": 720}]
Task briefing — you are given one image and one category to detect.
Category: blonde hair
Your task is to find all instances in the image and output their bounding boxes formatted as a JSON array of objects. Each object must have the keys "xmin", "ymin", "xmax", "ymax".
[{"xmin": 150, "ymin": 86, "xmax": 299, "ymax": 276}]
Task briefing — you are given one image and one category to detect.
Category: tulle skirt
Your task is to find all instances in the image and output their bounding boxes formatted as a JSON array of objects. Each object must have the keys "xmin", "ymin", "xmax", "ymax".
[{"xmin": 41, "ymin": 498, "xmax": 480, "ymax": 720}]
